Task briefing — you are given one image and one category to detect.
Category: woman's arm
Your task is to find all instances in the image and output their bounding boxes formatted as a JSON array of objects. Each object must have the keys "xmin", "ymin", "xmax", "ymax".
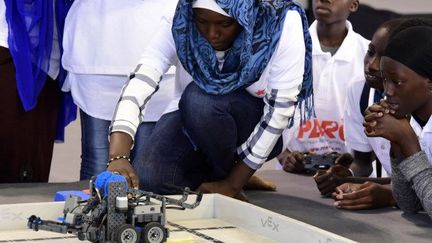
[
  {"xmin": 239, "ymin": 10, "xmax": 305, "ymax": 170},
  {"xmin": 363, "ymin": 103, "xmax": 432, "ymax": 216},
  {"xmin": 392, "ymin": 151, "xmax": 432, "ymax": 218},
  {"xmin": 200, "ymin": 11, "xmax": 307, "ymax": 197},
  {"xmin": 107, "ymin": 16, "xmax": 177, "ymax": 188}
]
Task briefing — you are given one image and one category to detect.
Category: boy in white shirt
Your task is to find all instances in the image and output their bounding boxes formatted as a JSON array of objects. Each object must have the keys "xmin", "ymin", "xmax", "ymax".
[{"xmin": 278, "ymin": 0, "xmax": 368, "ymax": 176}]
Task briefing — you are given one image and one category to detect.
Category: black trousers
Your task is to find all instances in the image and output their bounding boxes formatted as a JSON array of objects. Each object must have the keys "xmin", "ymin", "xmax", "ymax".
[{"xmin": 0, "ymin": 46, "xmax": 60, "ymax": 182}]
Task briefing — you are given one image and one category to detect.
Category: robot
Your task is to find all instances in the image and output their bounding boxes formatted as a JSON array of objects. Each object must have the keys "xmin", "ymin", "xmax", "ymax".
[{"xmin": 28, "ymin": 172, "xmax": 202, "ymax": 243}]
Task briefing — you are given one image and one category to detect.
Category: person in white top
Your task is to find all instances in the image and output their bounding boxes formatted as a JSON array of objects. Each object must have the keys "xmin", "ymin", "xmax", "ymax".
[
  {"xmin": 61, "ymin": 0, "xmax": 177, "ymax": 180},
  {"xmin": 330, "ymin": 19, "xmax": 406, "ymax": 210},
  {"xmin": 107, "ymin": 0, "xmax": 314, "ymax": 198},
  {"xmin": 323, "ymin": 18, "xmax": 432, "ymax": 210},
  {"xmin": 363, "ymin": 26, "xmax": 432, "ymax": 219},
  {"xmin": 0, "ymin": 1, "xmax": 74, "ymax": 182},
  {"xmin": 278, "ymin": 0, "xmax": 368, "ymax": 177}
]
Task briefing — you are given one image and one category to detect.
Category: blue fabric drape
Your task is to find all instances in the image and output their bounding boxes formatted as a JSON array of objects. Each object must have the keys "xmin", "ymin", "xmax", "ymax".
[
  {"xmin": 54, "ymin": 0, "xmax": 76, "ymax": 141},
  {"xmin": 5, "ymin": 0, "xmax": 76, "ymax": 141},
  {"xmin": 172, "ymin": 0, "xmax": 314, "ymax": 125}
]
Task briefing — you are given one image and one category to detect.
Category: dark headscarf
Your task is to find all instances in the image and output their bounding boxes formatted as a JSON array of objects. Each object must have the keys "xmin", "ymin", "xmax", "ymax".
[{"xmin": 384, "ymin": 26, "xmax": 432, "ymax": 79}]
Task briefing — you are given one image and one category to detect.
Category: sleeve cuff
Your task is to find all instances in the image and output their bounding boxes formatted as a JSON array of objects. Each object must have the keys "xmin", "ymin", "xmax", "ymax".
[
  {"xmin": 109, "ymin": 123, "xmax": 137, "ymax": 150},
  {"xmin": 242, "ymin": 157, "xmax": 263, "ymax": 170},
  {"xmin": 237, "ymin": 145, "xmax": 265, "ymax": 170}
]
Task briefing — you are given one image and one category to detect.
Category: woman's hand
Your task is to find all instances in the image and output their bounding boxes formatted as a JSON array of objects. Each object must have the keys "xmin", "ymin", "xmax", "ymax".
[
  {"xmin": 313, "ymin": 165, "xmax": 353, "ymax": 197},
  {"xmin": 107, "ymin": 159, "xmax": 139, "ymax": 189},
  {"xmin": 363, "ymin": 99, "xmax": 394, "ymax": 117},
  {"xmin": 197, "ymin": 180, "xmax": 250, "ymax": 202},
  {"xmin": 243, "ymin": 175, "xmax": 276, "ymax": 191},
  {"xmin": 363, "ymin": 106, "xmax": 408, "ymax": 141},
  {"xmin": 277, "ymin": 149, "xmax": 305, "ymax": 173},
  {"xmin": 332, "ymin": 182, "xmax": 395, "ymax": 210},
  {"xmin": 363, "ymin": 101, "xmax": 420, "ymax": 158},
  {"xmin": 197, "ymin": 180, "xmax": 237, "ymax": 198},
  {"xmin": 108, "ymin": 132, "xmax": 139, "ymax": 188},
  {"xmin": 198, "ymin": 161, "xmax": 255, "ymax": 202}
]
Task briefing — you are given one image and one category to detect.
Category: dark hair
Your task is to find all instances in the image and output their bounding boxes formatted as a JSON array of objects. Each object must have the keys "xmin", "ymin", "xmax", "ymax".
[
  {"xmin": 384, "ymin": 26, "xmax": 432, "ymax": 79},
  {"xmin": 378, "ymin": 18, "xmax": 404, "ymax": 37},
  {"xmin": 389, "ymin": 17, "xmax": 432, "ymax": 40}
]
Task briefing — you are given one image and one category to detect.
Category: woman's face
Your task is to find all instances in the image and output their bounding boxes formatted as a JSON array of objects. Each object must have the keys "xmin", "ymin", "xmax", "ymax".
[
  {"xmin": 193, "ymin": 8, "xmax": 241, "ymax": 51},
  {"xmin": 381, "ymin": 56, "xmax": 432, "ymax": 120},
  {"xmin": 364, "ymin": 27, "xmax": 389, "ymax": 91}
]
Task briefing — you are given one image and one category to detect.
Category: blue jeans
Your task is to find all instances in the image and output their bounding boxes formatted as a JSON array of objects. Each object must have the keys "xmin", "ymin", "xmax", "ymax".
[
  {"xmin": 79, "ymin": 110, "xmax": 156, "ymax": 180},
  {"xmin": 136, "ymin": 82, "xmax": 282, "ymax": 194}
]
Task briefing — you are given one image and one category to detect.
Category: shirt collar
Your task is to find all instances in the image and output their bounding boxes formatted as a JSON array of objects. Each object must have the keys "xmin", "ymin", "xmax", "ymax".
[
  {"xmin": 410, "ymin": 115, "xmax": 432, "ymax": 134},
  {"xmin": 309, "ymin": 20, "xmax": 357, "ymax": 62}
]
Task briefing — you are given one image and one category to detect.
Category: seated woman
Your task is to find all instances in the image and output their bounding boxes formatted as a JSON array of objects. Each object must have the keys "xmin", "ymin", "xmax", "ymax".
[
  {"xmin": 107, "ymin": 0, "xmax": 313, "ymax": 198},
  {"xmin": 364, "ymin": 26, "xmax": 432, "ymax": 218}
]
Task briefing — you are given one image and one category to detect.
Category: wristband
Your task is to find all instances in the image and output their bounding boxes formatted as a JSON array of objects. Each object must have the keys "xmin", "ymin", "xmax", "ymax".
[{"xmin": 107, "ymin": 155, "xmax": 131, "ymax": 167}]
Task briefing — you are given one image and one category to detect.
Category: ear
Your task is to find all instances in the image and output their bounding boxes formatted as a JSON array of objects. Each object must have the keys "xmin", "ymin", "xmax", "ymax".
[{"xmin": 349, "ymin": 0, "xmax": 360, "ymax": 13}]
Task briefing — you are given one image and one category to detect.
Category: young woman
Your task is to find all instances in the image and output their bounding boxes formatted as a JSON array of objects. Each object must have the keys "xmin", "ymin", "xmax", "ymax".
[
  {"xmin": 364, "ymin": 26, "xmax": 432, "ymax": 218},
  {"xmin": 108, "ymin": 0, "xmax": 313, "ymax": 198},
  {"xmin": 322, "ymin": 19, "xmax": 406, "ymax": 210},
  {"xmin": 332, "ymin": 18, "xmax": 432, "ymax": 210}
]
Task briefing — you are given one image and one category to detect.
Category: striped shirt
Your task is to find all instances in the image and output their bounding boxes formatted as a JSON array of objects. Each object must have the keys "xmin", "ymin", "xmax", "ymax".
[{"xmin": 110, "ymin": 10, "xmax": 306, "ymax": 169}]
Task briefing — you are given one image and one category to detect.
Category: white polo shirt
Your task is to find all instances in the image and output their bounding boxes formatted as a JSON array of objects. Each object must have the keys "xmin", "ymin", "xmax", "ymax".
[
  {"xmin": 0, "ymin": 1, "xmax": 7, "ymax": 48},
  {"xmin": 344, "ymin": 79, "xmax": 391, "ymax": 176},
  {"xmin": 283, "ymin": 20, "xmax": 369, "ymax": 155},
  {"xmin": 411, "ymin": 115, "xmax": 432, "ymax": 163}
]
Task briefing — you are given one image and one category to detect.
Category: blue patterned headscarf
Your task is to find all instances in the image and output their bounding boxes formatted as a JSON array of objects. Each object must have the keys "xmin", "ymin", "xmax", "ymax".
[
  {"xmin": 172, "ymin": 0, "xmax": 314, "ymax": 122},
  {"xmin": 5, "ymin": 0, "xmax": 76, "ymax": 141}
]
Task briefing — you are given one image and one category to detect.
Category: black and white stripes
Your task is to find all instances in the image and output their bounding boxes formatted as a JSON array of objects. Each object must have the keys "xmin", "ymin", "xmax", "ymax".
[
  {"xmin": 109, "ymin": 67, "xmax": 162, "ymax": 143},
  {"xmin": 238, "ymin": 87, "xmax": 298, "ymax": 169}
]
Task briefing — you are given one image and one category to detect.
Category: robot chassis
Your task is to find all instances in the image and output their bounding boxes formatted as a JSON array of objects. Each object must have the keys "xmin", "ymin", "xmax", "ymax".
[{"xmin": 28, "ymin": 179, "xmax": 202, "ymax": 243}]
